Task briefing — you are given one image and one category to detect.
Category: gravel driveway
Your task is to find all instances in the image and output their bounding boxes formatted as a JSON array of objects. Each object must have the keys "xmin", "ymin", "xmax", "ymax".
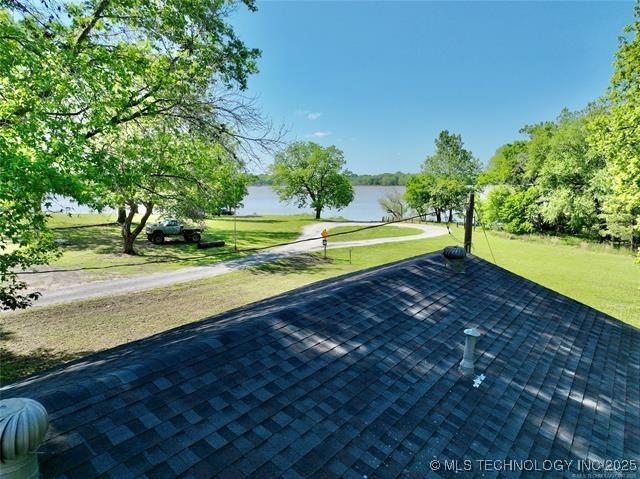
[{"xmin": 19, "ymin": 222, "xmax": 447, "ymax": 309}]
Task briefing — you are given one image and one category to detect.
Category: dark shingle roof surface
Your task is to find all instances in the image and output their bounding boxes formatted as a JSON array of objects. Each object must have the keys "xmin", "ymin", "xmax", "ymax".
[{"xmin": 2, "ymin": 253, "xmax": 639, "ymax": 478}]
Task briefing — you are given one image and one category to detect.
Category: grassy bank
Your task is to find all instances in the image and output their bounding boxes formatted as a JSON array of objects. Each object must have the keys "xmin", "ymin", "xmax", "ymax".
[
  {"xmin": 2, "ymin": 225, "xmax": 638, "ymax": 383},
  {"xmin": 45, "ymin": 213, "xmax": 318, "ymax": 277},
  {"xmin": 44, "ymin": 214, "xmax": 425, "ymax": 277},
  {"xmin": 327, "ymin": 225, "xmax": 422, "ymax": 242}
]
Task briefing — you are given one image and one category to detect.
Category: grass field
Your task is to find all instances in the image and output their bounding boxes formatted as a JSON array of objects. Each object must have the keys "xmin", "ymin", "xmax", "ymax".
[
  {"xmin": 327, "ymin": 225, "xmax": 422, "ymax": 242},
  {"xmin": 45, "ymin": 213, "xmax": 318, "ymax": 277},
  {"xmin": 2, "ymin": 221, "xmax": 638, "ymax": 383},
  {"xmin": 41, "ymin": 214, "xmax": 425, "ymax": 278},
  {"xmin": 468, "ymin": 226, "xmax": 640, "ymax": 325}
]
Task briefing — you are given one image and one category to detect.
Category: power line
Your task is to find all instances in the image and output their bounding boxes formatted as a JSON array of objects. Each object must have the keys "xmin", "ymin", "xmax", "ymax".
[
  {"xmin": 445, "ymin": 221, "xmax": 464, "ymax": 245},
  {"xmin": 473, "ymin": 207, "xmax": 497, "ymax": 265}
]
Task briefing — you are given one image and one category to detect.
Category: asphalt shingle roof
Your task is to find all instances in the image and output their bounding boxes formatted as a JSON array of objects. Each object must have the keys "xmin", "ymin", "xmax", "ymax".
[{"xmin": 2, "ymin": 252, "xmax": 639, "ymax": 478}]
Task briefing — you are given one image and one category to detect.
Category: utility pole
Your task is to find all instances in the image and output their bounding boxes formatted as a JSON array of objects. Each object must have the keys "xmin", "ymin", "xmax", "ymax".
[{"xmin": 464, "ymin": 191, "xmax": 475, "ymax": 254}]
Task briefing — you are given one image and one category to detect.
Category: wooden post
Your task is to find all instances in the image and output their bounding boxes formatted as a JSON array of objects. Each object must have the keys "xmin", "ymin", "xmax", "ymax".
[
  {"xmin": 233, "ymin": 212, "xmax": 237, "ymax": 252},
  {"xmin": 464, "ymin": 192, "xmax": 474, "ymax": 254}
]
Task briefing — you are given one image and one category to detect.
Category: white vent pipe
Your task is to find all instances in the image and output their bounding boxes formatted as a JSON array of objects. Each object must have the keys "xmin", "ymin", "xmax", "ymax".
[{"xmin": 458, "ymin": 327, "xmax": 481, "ymax": 377}]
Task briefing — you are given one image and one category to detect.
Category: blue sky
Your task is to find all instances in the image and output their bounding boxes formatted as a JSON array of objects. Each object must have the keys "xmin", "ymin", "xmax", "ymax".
[{"xmin": 231, "ymin": 1, "xmax": 634, "ymax": 174}]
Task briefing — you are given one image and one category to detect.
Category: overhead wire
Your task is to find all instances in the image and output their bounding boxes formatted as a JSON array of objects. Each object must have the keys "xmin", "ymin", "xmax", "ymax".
[
  {"xmin": 473, "ymin": 206, "xmax": 497, "ymax": 265},
  {"xmin": 445, "ymin": 221, "xmax": 464, "ymax": 245}
]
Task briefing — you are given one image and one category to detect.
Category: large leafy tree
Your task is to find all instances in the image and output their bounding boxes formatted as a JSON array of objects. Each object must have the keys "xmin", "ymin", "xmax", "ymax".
[
  {"xmin": 405, "ymin": 130, "xmax": 479, "ymax": 222},
  {"xmin": 587, "ymin": 5, "xmax": 640, "ymax": 248},
  {"xmin": 1, "ymin": 0, "xmax": 273, "ymax": 309},
  {"xmin": 271, "ymin": 142, "xmax": 354, "ymax": 219},
  {"xmin": 481, "ymin": 109, "xmax": 607, "ymax": 236},
  {"xmin": 478, "ymin": 141, "xmax": 528, "ymax": 187},
  {"xmin": 405, "ymin": 174, "xmax": 438, "ymax": 219},
  {"xmin": 536, "ymin": 110, "xmax": 606, "ymax": 235},
  {"xmin": 102, "ymin": 121, "xmax": 250, "ymax": 254},
  {"xmin": 480, "ymin": 7, "xmax": 640, "ymax": 249}
]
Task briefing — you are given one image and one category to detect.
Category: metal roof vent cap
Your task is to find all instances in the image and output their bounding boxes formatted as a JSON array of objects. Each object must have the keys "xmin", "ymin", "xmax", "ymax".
[
  {"xmin": 0, "ymin": 398, "xmax": 49, "ymax": 479},
  {"xmin": 442, "ymin": 246, "xmax": 466, "ymax": 273},
  {"xmin": 458, "ymin": 327, "xmax": 481, "ymax": 377}
]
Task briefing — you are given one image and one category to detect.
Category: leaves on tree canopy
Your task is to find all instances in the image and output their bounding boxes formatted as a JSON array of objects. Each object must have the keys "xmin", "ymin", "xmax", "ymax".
[{"xmin": 270, "ymin": 142, "xmax": 354, "ymax": 218}]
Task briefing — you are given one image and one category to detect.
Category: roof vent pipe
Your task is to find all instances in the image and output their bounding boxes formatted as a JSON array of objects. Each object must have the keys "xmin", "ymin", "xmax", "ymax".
[
  {"xmin": 442, "ymin": 246, "xmax": 466, "ymax": 273},
  {"xmin": 458, "ymin": 328, "xmax": 481, "ymax": 377},
  {"xmin": 0, "ymin": 398, "xmax": 49, "ymax": 479}
]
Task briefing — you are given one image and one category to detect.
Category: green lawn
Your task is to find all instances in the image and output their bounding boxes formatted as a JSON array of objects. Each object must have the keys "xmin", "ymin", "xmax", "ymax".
[
  {"xmin": 468, "ymin": 227, "xmax": 640, "ymax": 326},
  {"xmin": 327, "ymin": 224, "xmax": 422, "ymax": 242},
  {"xmin": 44, "ymin": 213, "xmax": 319, "ymax": 277},
  {"xmin": 2, "ymin": 228, "xmax": 638, "ymax": 383}
]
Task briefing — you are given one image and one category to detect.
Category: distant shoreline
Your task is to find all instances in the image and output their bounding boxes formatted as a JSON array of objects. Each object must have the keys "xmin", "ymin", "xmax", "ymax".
[
  {"xmin": 250, "ymin": 172, "xmax": 413, "ymax": 187},
  {"xmin": 47, "ymin": 185, "xmax": 407, "ymax": 221}
]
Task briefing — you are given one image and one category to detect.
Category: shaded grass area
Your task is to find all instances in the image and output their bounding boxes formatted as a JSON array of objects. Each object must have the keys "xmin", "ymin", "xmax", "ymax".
[
  {"xmin": 327, "ymin": 225, "xmax": 422, "ymax": 242},
  {"xmin": 1, "ymin": 236, "xmax": 452, "ymax": 383},
  {"xmin": 42, "ymin": 213, "xmax": 318, "ymax": 277},
  {"xmin": 3, "ymin": 227, "xmax": 638, "ymax": 383}
]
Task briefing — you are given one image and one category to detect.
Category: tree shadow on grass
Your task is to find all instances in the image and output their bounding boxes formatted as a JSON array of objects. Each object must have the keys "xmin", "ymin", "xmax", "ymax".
[
  {"xmin": 56, "ymin": 225, "xmax": 300, "ymax": 262},
  {"xmin": 247, "ymin": 254, "xmax": 336, "ymax": 276},
  {"xmin": 0, "ymin": 330, "xmax": 92, "ymax": 385},
  {"xmin": 55, "ymin": 225, "xmax": 123, "ymax": 252},
  {"xmin": 0, "ymin": 348, "xmax": 92, "ymax": 385}
]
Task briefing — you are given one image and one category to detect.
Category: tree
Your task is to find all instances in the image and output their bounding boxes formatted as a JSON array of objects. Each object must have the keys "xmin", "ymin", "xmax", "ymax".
[
  {"xmin": 536, "ymin": 110, "xmax": 606, "ymax": 235},
  {"xmin": 405, "ymin": 174, "xmax": 439, "ymax": 220},
  {"xmin": 478, "ymin": 142, "xmax": 528, "ymax": 187},
  {"xmin": 270, "ymin": 142, "xmax": 354, "ymax": 219},
  {"xmin": 587, "ymin": 5, "xmax": 640, "ymax": 249},
  {"xmin": 405, "ymin": 130, "xmax": 479, "ymax": 222},
  {"xmin": 482, "ymin": 185, "xmax": 541, "ymax": 234},
  {"xmin": 102, "ymin": 121, "xmax": 250, "ymax": 254},
  {"xmin": 481, "ymin": 109, "xmax": 607, "ymax": 237},
  {"xmin": 1, "ymin": 0, "xmax": 274, "ymax": 309},
  {"xmin": 379, "ymin": 189, "xmax": 407, "ymax": 220}
]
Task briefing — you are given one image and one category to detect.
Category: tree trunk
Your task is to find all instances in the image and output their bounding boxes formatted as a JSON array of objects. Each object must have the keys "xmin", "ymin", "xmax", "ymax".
[
  {"xmin": 121, "ymin": 202, "xmax": 153, "ymax": 255},
  {"xmin": 123, "ymin": 232, "xmax": 137, "ymax": 255},
  {"xmin": 315, "ymin": 207, "xmax": 322, "ymax": 219},
  {"xmin": 435, "ymin": 210, "xmax": 442, "ymax": 223},
  {"xmin": 117, "ymin": 207, "xmax": 127, "ymax": 224},
  {"xmin": 448, "ymin": 209, "xmax": 453, "ymax": 223}
]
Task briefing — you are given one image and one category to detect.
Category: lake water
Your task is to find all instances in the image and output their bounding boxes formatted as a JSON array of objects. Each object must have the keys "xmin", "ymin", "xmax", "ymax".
[
  {"xmin": 49, "ymin": 185, "xmax": 406, "ymax": 222},
  {"xmin": 239, "ymin": 185, "xmax": 406, "ymax": 221}
]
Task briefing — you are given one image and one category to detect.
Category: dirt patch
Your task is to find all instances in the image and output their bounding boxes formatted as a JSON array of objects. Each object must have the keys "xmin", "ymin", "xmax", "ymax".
[{"xmin": 23, "ymin": 268, "xmax": 116, "ymax": 293}]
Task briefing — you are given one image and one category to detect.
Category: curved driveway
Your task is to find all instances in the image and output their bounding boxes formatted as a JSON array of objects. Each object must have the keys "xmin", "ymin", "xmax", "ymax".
[{"xmin": 23, "ymin": 222, "xmax": 447, "ymax": 309}]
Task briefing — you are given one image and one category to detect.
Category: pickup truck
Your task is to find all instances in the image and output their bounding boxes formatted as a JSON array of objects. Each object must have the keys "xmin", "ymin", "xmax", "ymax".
[{"xmin": 146, "ymin": 219, "xmax": 203, "ymax": 244}]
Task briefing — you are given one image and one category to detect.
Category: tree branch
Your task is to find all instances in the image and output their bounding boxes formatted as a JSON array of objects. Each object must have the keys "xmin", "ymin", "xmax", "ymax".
[
  {"xmin": 75, "ymin": 0, "xmax": 111, "ymax": 48},
  {"xmin": 132, "ymin": 202, "xmax": 154, "ymax": 238}
]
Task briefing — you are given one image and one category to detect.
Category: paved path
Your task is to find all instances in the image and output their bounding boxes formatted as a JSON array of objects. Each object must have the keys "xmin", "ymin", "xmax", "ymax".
[{"xmin": 22, "ymin": 222, "xmax": 447, "ymax": 309}]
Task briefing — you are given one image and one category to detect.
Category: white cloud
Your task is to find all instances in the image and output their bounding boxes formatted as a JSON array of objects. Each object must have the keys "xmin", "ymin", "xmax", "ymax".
[
  {"xmin": 306, "ymin": 131, "xmax": 331, "ymax": 138},
  {"xmin": 296, "ymin": 110, "xmax": 322, "ymax": 120}
]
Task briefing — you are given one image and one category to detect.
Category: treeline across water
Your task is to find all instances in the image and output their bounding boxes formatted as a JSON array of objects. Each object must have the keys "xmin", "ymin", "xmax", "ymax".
[{"xmin": 250, "ymin": 171, "xmax": 413, "ymax": 187}]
